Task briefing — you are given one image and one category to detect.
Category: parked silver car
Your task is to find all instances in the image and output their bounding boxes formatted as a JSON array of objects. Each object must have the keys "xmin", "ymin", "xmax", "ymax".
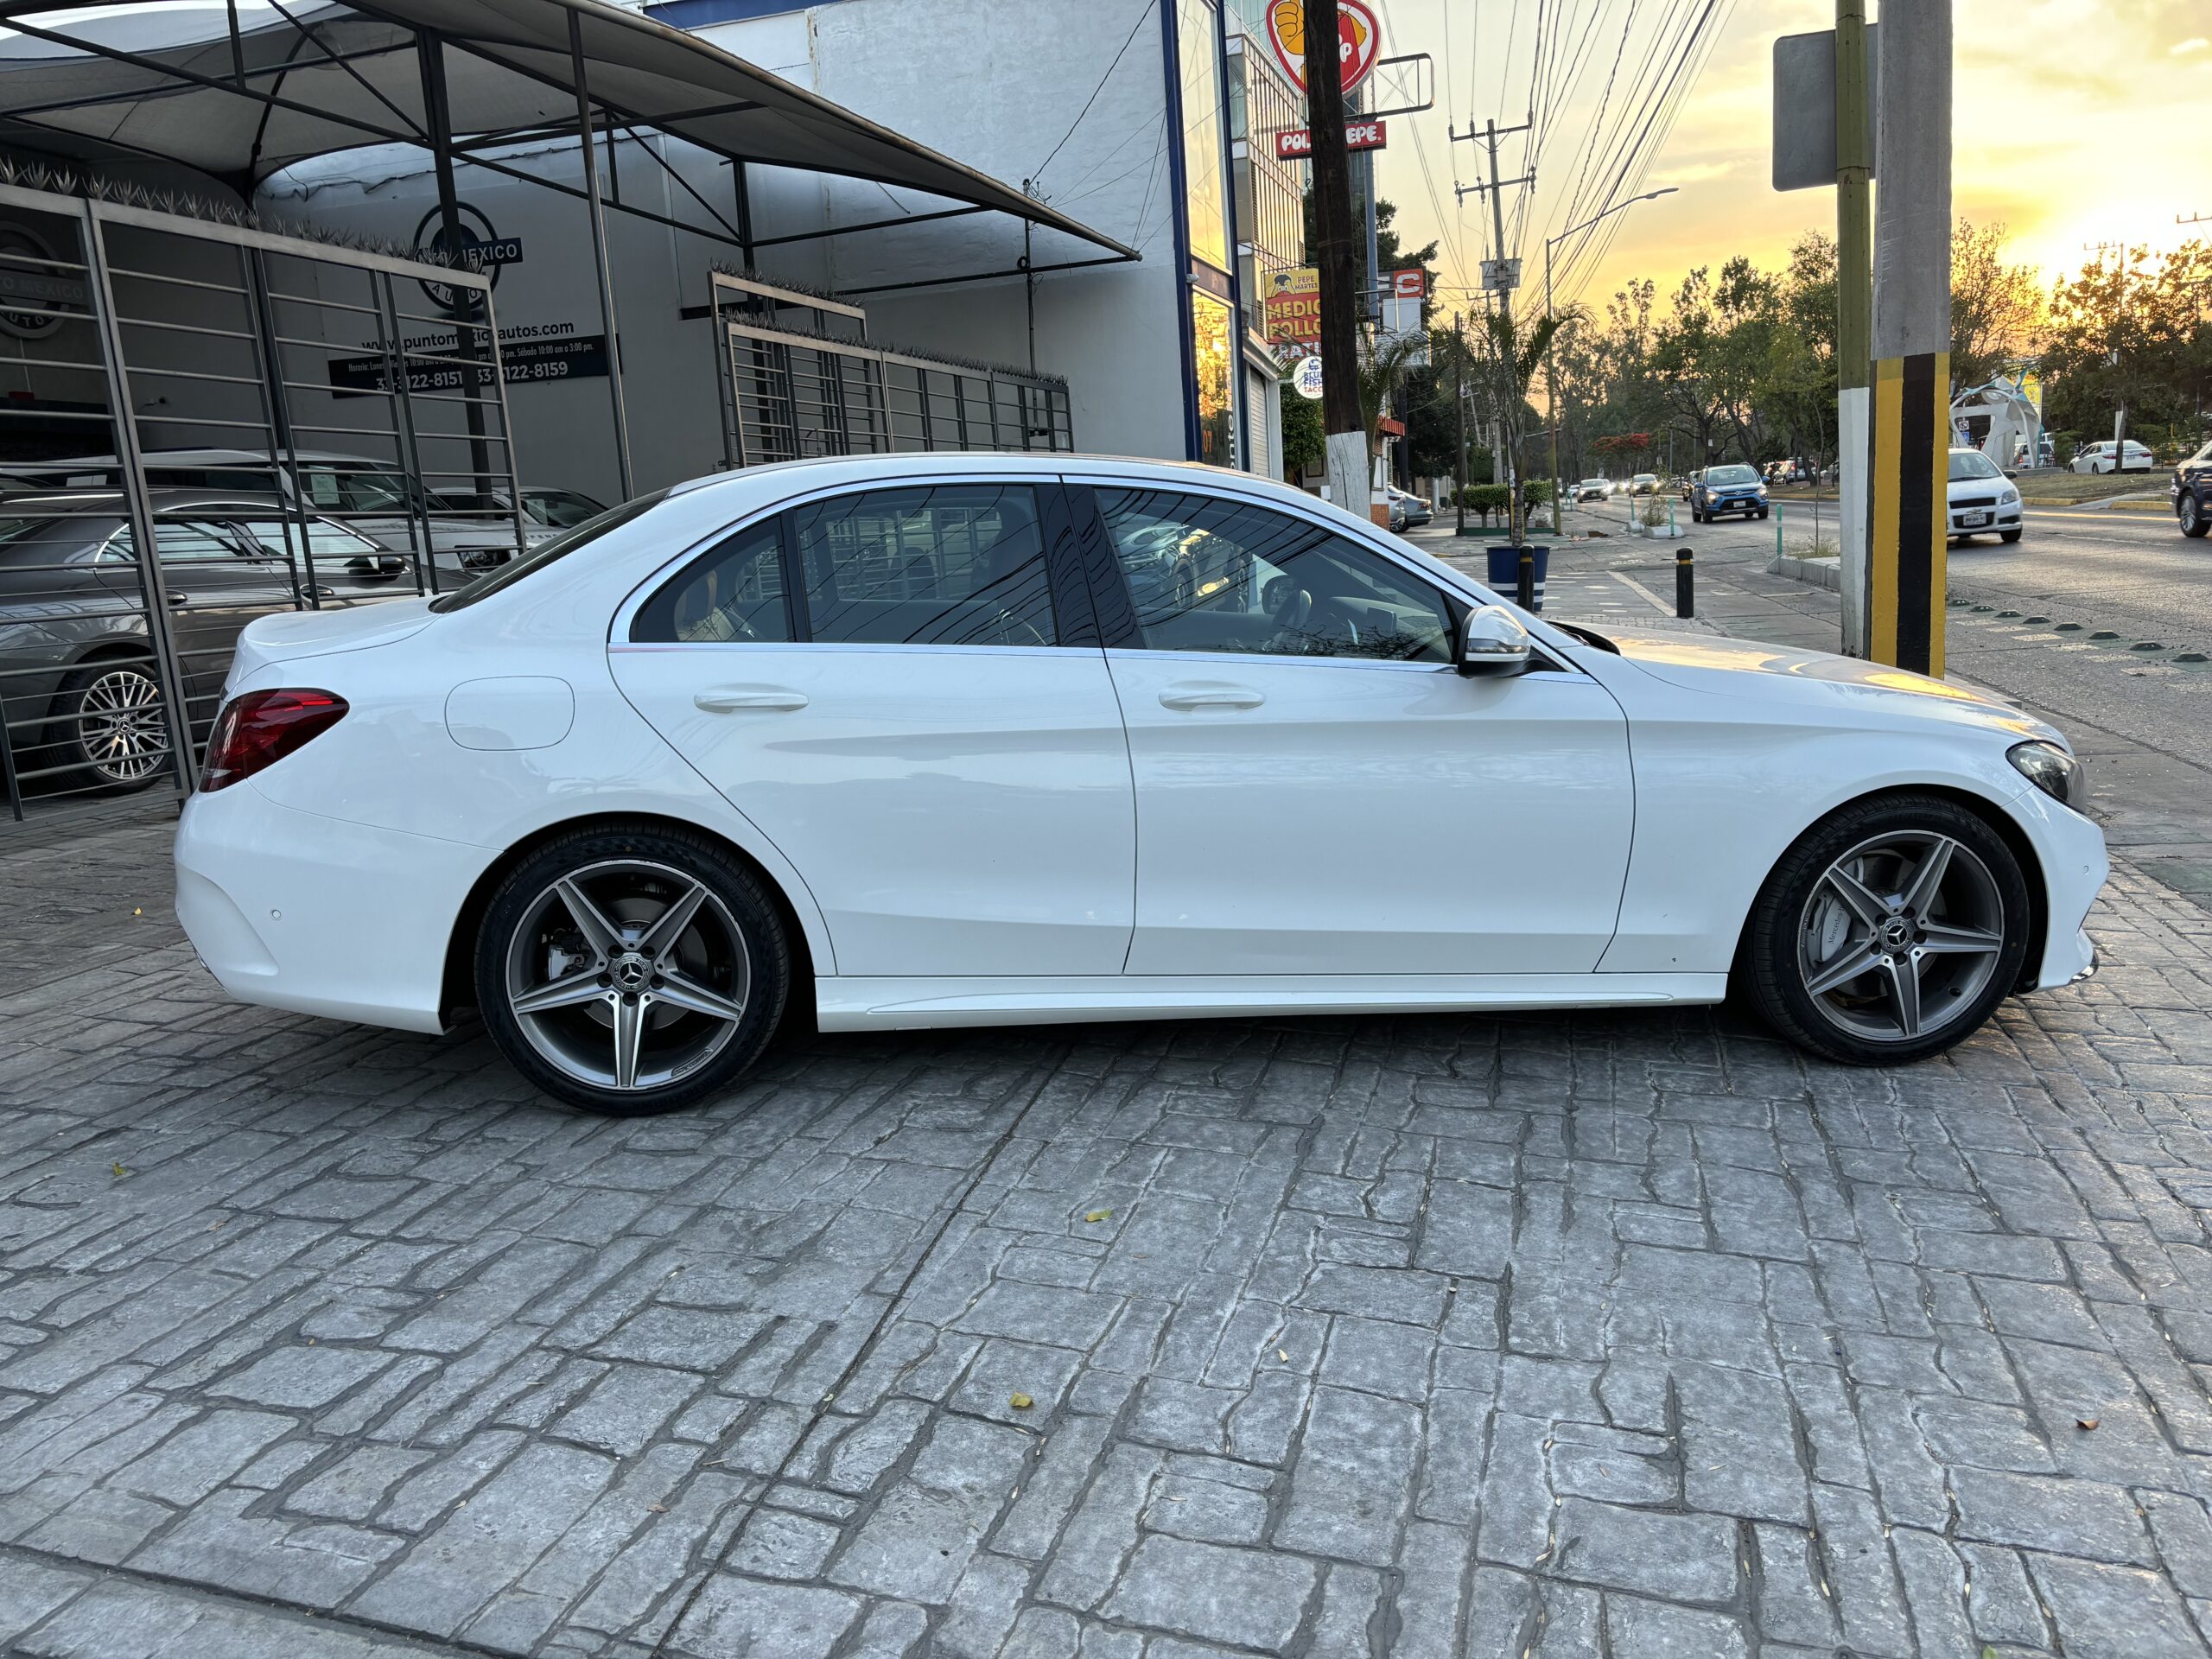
[{"xmin": 0, "ymin": 490, "xmax": 401, "ymax": 792}]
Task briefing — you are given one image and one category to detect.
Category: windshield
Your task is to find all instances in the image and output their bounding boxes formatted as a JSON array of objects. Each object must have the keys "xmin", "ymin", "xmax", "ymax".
[
  {"xmin": 427, "ymin": 490, "xmax": 669, "ymax": 613},
  {"xmin": 1706, "ymin": 465, "xmax": 1758, "ymax": 486},
  {"xmin": 1948, "ymin": 451, "xmax": 2001, "ymax": 481}
]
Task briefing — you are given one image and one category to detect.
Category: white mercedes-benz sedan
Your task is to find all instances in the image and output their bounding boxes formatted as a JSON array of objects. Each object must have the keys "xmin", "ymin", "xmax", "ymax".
[{"xmin": 175, "ymin": 454, "xmax": 2107, "ymax": 1115}]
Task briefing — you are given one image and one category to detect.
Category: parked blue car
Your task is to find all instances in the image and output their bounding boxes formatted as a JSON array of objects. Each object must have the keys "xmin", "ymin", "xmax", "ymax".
[{"xmin": 1689, "ymin": 463, "xmax": 1770, "ymax": 524}]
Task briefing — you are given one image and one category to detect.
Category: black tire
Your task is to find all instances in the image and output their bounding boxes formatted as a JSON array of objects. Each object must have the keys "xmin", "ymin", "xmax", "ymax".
[
  {"xmin": 1691, "ymin": 505, "xmax": 1705, "ymax": 524},
  {"xmin": 1999, "ymin": 527, "xmax": 2024, "ymax": 543},
  {"xmin": 1756, "ymin": 507, "xmax": 1770, "ymax": 521},
  {"xmin": 1737, "ymin": 792, "xmax": 2031, "ymax": 1066},
  {"xmin": 57, "ymin": 658, "xmax": 169, "ymax": 791},
  {"xmin": 474, "ymin": 822, "xmax": 791, "ymax": 1115},
  {"xmin": 2182, "ymin": 495, "xmax": 2209, "ymax": 538}
]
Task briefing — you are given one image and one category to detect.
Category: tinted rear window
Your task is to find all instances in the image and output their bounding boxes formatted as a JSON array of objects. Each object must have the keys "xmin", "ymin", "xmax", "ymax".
[{"xmin": 427, "ymin": 490, "xmax": 669, "ymax": 613}]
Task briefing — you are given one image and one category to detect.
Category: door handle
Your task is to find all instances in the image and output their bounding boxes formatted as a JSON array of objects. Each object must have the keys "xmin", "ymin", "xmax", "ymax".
[
  {"xmin": 1157, "ymin": 683, "xmax": 1264, "ymax": 711},
  {"xmin": 694, "ymin": 685, "xmax": 809, "ymax": 713}
]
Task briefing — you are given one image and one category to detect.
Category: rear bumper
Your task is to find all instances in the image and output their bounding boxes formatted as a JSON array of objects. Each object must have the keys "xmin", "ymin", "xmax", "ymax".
[{"xmin": 175, "ymin": 782, "xmax": 487, "ymax": 1033}]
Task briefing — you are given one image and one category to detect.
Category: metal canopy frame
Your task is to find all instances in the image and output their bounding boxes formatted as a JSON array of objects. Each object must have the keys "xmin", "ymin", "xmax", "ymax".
[{"xmin": 0, "ymin": 0, "xmax": 1141, "ymax": 493}]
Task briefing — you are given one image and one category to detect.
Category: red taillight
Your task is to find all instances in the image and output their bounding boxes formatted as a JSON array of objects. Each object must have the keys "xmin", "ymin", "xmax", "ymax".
[{"xmin": 200, "ymin": 689, "xmax": 348, "ymax": 792}]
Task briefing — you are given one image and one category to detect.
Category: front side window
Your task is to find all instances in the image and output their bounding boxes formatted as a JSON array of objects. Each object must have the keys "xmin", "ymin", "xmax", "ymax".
[
  {"xmin": 1099, "ymin": 489, "xmax": 1452, "ymax": 662},
  {"xmin": 795, "ymin": 485, "xmax": 1058, "ymax": 647},
  {"xmin": 632, "ymin": 520, "xmax": 792, "ymax": 643}
]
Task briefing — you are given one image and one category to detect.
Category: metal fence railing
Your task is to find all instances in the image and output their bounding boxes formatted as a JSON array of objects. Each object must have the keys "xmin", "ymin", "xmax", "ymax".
[{"xmin": 0, "ymin": 182, "xmax": 524, "ymax": 827}]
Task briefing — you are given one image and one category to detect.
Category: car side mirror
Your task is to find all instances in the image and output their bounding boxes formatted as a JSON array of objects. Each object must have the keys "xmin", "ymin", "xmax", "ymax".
[
  {"xmin": 2004, "ymin": 468, "xmax": 2018, "ymax": 479},
  {"xmin": 1457, "ymin": 604, "xmax": 1532, "ymax": 677}
]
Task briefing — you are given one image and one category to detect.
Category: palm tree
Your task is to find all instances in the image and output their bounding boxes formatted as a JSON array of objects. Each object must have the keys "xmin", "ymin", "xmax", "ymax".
[{"xmin": 1481, "ymin": 308, "xmax": 1565, "ymax": 544}]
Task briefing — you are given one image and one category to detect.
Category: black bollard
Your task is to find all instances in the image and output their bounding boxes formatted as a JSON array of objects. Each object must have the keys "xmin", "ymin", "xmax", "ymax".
[
  {"xmin": 1517, "ymin": 550, "xmax": 1535, "ymax": 610},
  {"xmin": 1675, "ymin": 547, "xmax": 1694, "ymax": 619}
]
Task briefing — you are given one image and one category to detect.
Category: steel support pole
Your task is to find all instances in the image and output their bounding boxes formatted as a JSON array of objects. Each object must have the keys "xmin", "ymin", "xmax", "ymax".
[
  {"xmin": 418, "ymin": 31, "xmax": 494, "ymax": 497},
  {"xmin": 1869, "ymin": 0, "xmax": 1950, "ymax": 676},
  {"xmin": 1834, "ymin": 0, "xmax": 1874, "ymax": 655},
  {"xmin": 569, "ymin": 10, "xmax": 633, "ymax": 502},
  {"xmin": 1546, "ymin": 239, "xmax": 1560, "ymax": 523},
  {"xmin": 1453, "ymin": 311, "xmax": 1467, "ymax": 536},
  {"xmin": 79, "ymin": 203, "xmax": 195, "ymax": 798}
]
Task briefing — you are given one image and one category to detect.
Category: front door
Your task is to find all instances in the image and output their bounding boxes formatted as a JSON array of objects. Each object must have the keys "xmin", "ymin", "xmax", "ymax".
[
  {"xmin": 1082, "ymin": 483, "xmax": 1635, "ymax": 976},
  {"xmin": 610, "ymin": 479, "xmax": 1135, "ymax": 980}
]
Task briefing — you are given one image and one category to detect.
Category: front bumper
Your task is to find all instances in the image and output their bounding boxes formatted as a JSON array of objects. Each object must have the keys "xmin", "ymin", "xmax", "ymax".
[
  {"xmin": 175, "ymin": 782, "xmax": 489, "ymax": 1033},
  {"xmin": 2019, "ymin": 789, "xmax": 2107, "ymax": 992},
  {"xmin": 1949, "ymin": 505, "xmax": 2023, "ymax": 535}
]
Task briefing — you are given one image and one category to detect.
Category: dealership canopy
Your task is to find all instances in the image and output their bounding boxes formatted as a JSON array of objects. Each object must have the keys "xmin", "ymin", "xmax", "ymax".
[{"xmin": 0, "ymin": 0, "xmax": 1135, "ymax": 264}]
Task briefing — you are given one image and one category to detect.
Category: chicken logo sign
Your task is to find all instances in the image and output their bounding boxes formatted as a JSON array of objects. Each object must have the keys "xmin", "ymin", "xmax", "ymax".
[{"xmin": 1266, "ymin": 0, "xmax": 1382, "ymax": 100}]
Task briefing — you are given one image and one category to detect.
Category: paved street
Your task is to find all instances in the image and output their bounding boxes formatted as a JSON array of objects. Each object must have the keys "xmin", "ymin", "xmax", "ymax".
[{"xmin": 7, "ymin": 522, "xmax": 2212, "ymax": 1656}]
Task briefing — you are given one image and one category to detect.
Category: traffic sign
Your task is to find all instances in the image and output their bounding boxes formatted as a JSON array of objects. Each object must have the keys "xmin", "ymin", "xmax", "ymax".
[
  {"xmin": 1274, "ymin": 120, "xmax": 1388, "ymax": 160},
  {"xmin": 1479, "ymin": 257, "xmax": 1522, "ymax": 293}
]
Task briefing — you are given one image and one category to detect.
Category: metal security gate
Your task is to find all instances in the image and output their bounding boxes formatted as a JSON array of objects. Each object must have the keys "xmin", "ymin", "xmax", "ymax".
[
  {"xmin": 0, "ymin": 178, "xmax": 524, "ymax": 827},
  {"xmin": 708, "ymin": 269, "xmax": 1072, "ymax": 470}
]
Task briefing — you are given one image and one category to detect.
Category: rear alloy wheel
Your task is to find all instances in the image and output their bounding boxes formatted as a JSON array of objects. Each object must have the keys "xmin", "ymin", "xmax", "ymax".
[
  {"xmin": 61, "ymin": 660, "xmax": 168, "ymax": 790},
  {"xmin": 476, "ymin": 825, "xmax": 788, "ymax": 1114},
  {"xmin": 1739, "ymin": 795, "xmax": 2031, "ymax": 1065},
  {"xmin": 2182, "ymin": 494, "xmax": 2209, "ymax": 538}
]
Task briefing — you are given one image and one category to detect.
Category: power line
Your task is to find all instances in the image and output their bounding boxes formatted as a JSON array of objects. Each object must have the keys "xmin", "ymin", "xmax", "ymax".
[{"xmin": 1030, "ymin": 0, "xmax": 1156, "ymax": 189}]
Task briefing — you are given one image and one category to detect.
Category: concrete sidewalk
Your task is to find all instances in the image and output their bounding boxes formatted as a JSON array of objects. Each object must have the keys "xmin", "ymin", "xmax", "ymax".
[{"xmin": 4, "ymin": 552, "xmax": 2212, "ymax": 1656}]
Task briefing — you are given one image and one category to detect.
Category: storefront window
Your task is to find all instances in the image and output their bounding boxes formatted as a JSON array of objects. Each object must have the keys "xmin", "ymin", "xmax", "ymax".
[
  {"xmin": 1179, "ymin": 0, "xmax": 1230, "ymax": 272},
  {"xmin": 1192, "ymin": 289, "xmax": 1236, "ymax": 467}
]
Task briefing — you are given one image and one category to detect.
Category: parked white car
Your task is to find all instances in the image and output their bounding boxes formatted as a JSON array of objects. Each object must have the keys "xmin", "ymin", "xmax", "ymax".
[
  {"xmin": 175, "ymin": 454, "xmax": 2105, "ymax": 1113},
  {"xmin": 1948, "ymin": 448, "xmax": 2024, "ymax": 543},
  {"xmin": 2070, "ymin": 439, "xmax": 2155, "ymax": 474}
]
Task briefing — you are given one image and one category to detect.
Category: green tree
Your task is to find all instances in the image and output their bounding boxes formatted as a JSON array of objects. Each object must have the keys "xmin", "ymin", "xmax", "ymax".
[
  {"xmin": 1949, "ymin": 220, "xmax": 2045, "ymax": 390},
  {"xmin": 1279, "ymin": 372, "xmax": 1325, "ymax": 477},
  {"xmin": 2042, "ymin": 240, "xmax": 2212, "ymax": 451}
]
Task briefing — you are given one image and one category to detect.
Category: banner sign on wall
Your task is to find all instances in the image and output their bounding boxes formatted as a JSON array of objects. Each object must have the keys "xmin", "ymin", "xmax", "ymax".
[
  {"xmin": 1262, "ymin": 266, "xmax": 1320, "ymax": 355},
  {"xmin": 329, "ymin": 331, "xmax": 607, "ymax": 397}
]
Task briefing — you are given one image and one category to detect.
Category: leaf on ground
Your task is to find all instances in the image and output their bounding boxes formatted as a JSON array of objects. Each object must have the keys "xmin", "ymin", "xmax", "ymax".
[
  {"xmin": 111, "ymin": 1163, "xmax": 128, "ymax": 1178},
  {"xmin": 1277, "ymin": 1349, "xmax": 1290, "ymax": 1362},
  {"xmin": 1084, "ymin": 1210, "xmax": 1111, "ymax": 1224},
  {"xmin": 1009, "ymin": 1393, "xmax": 1034, "ymax": 1410},
  {"xmin": 645, "ymin": 1503, "xmax": 669, "ymax": 1514},
  {"xmin": 2077, "ymin": 1418, "xmax": 2100, "ymax": 1431}
]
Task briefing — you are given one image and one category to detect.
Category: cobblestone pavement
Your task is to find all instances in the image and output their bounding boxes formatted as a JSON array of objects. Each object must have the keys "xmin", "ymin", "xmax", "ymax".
[{"xmin": 8, "ymin": 566, "xmax": 2212, "ymax": 1656}]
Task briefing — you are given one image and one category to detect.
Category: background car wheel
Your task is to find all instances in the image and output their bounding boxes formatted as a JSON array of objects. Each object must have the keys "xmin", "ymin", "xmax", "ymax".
[
  {"xmin": 1999, "ymin": 527, "xmax": 2024, "ymax": 543},
  {"xmin": 1757, "ymin": 508, "xmax": 1770, "ymax": 520},
  {"xmin": 60, "ymin": 660, "xmax": 169, "ymax": 791},
  {"xmin": 1737, "ymin": 793, "xmax": 2031, "ymax": 1065},
  {"xmin": 2183, "ymin": 496, "xmax": 2209, "ymax": 538},
  {"xmin": 475, "ymin": 823, "xmax": 790, "ymax": 1115}
]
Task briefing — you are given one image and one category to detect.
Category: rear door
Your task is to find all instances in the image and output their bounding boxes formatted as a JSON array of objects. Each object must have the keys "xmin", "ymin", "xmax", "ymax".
[{"xmin": 609, "ymin": 477, "xmax": 1135, "ymax": 979}]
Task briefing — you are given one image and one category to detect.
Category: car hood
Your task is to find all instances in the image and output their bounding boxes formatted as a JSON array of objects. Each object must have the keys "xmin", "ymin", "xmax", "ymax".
[
  {"xmin": 1945, "ymin": 475, "xmax": 2011, "ymax": 499},
  {"xmin": 1596, "ymin": 629, "xmax": 2060, "ymax": 741},
  {"xmin": 226, "ymin": 597, "xmax": 433, "ymax": 689}
]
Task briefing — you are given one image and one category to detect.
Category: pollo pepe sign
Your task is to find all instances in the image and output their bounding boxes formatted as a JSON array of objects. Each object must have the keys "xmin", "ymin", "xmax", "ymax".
[
  {"xmin": 1262, "ymin": 266, "xmax": 1320, "ymax": 355},
  {"xmin": 1265, "ymin": 0, "xmax": 1382, "ymax": 99}
]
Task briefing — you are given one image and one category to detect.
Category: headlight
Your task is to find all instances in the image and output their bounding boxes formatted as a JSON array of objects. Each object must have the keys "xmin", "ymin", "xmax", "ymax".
[
  {"xmin": 2000, "ymin": 488, "xmax": 2019, "ymax": 505},
  {"xmin": 2009, "ymin": 740, "xmax": 2084, "ymax": 809}
]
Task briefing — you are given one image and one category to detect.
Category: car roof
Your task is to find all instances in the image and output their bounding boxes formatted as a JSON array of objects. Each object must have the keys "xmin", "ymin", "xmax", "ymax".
[{"xmin": 0, "ymin": 486, "xmax": 293, "ymax": 515}]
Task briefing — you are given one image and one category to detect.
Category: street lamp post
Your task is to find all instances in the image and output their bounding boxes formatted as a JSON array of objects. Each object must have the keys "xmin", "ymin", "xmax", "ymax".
[{"xmin": 1543, "ymin": 188, "xmax": 1678, "ymax": 512}]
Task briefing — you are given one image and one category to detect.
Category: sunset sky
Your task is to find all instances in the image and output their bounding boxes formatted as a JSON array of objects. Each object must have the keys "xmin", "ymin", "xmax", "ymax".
[{"xmin": 1369, "ymin": 0, "xmax": 2211, "ymax": 321}]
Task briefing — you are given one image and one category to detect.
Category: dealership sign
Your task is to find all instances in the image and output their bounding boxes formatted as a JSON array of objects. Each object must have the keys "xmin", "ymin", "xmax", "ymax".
[
  {"xmin": 412, "ymin": 203, "xmax": 525, "ymax": 317},
  {"xmin": 1265, "ymin": 0, "xmax": 1381, "ymax": 99},
  {"xmin": 1274, "ymin": 119, "xmax": 1388, "ymax": 160}
]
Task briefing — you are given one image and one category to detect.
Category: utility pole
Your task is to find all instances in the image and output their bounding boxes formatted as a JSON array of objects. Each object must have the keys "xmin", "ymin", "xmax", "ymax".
[
  {"xmin": 1453, "ymin": 310, "xmax": 1467, "ymax": 535},
  {"xmin": 1868, "ymin": 0, "xmax": 1951, "ymax": 676},
  {"xmin": 1452, "ymin": 116, "xmax": 1534, "ymax": 538},
  {"xmin": 1834, "ymin": 0, "xmax": 1873, "ymax": 655},
  {"xmin": 1304, "ymin": 0, "xmax": 1368, "ymax": 522}
]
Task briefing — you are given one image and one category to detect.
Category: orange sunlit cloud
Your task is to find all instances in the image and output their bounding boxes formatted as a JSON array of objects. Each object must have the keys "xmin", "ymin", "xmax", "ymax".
[{"xmin": 1374, "ymin": 0, "xmax": 2212, "ymax": 320}]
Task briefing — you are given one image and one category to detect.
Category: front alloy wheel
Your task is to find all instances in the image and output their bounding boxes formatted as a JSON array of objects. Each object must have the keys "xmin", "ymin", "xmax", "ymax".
[
  {"xmin": 1740, "ymin": 795, "xmax": 2031, "ymax": 1065},
  {"xmin": 2182, "ymin": 494, "xmax": 2209, "ymax": 538},
  {"xmin": 63, "ymin": 661, "xmax": 168, "ymax": 789},
  {"xmin": 477, "ymin": 827, "xmax": 788, "ymax": 1113}
]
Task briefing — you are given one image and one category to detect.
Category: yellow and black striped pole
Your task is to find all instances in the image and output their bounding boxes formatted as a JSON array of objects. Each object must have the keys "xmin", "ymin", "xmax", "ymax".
[
  {"xmin": 1867, "ymin": 0, "xmax": 1951, "ymax": 679},
  {"xmin": 1870, "ymin": 351, "xmax": 1949, "ymax": 675}
]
